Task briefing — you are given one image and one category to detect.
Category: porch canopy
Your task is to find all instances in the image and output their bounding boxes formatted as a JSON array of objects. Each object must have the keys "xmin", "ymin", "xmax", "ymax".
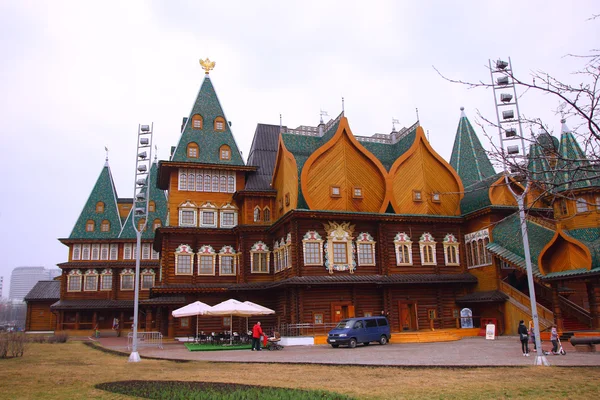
[
  {"xmin": 171, "ymin": 301, "xmax": 212, "ymax": 340},
  {"xmin": 205, "ymin": 299, "xmax": 271, "ymax": 345}
]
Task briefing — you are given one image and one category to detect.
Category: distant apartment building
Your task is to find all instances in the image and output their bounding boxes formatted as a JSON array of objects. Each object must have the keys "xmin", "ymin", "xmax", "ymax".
[{"xmin": 9, "ymin": 267, "xmax": 60, "ymax": 301}]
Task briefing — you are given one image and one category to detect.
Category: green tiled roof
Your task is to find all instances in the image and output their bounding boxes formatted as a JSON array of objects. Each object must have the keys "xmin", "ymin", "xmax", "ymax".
[
  {"xmin": 171, "ymin": 76, "xmax": 244, "ymax": 166},
  {"xmin": 527, "ymin": 142, "xmax": 553, "ymax": 184},
  {"xmin": 554, "ymin": 121, "xmax": 594, "ymax": 192},
  {"xmin": 69, "ymin": 162, "xmax": 122, "ymax": 239},
  {"xmin": 487, "ymin": 214, "xmax": 555, "ymax": 277},
  {"xmin": 449, "ymin": 110, "xmax": 496, "ymax": 188},
  {"xmin": 120, "ymin": 161, "xmax": 168, "ymax": 239},
  {"xmin": 460, "ymin": 173, "xmax": 502, "ymax": 215},
  {"xmin": 360, "ymin": 127, "xmax": 417, "ymax": 171}
]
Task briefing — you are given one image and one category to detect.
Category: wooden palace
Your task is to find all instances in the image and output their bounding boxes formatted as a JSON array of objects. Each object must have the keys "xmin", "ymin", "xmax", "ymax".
[{"xmin": 25, "ymin": 61, "xmax": 600, "ymax": 339}]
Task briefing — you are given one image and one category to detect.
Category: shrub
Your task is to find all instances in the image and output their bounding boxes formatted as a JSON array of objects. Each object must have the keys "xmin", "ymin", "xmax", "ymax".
[
  {"xmin": 0, "ymin": 333, "xmax": 27, "ymax": 358},
  {"xmin": 47, "ymin": 333, "xmax": 69, "ymax": 344}
]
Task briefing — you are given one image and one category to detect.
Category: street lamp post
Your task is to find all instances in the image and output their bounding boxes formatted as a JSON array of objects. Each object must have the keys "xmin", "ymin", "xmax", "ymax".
[
  {"xmin": 128, "ymin": 123, "xmax": 153, "ymax": 363},
  {"xmin": 489, "ymin": 58, "xmax": 548, "ymax": 366}
]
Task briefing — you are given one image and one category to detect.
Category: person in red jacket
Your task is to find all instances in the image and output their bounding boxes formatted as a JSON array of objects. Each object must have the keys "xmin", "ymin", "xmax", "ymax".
[{"xmin": 251, "ymin": 321, "xmax": 264, "ymax": 351}]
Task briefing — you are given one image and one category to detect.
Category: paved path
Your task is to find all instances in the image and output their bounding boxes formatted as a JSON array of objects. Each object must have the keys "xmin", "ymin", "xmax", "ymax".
[{"xmin": 95, "ymin": 336, "xmax": 600, "ymax": 367}]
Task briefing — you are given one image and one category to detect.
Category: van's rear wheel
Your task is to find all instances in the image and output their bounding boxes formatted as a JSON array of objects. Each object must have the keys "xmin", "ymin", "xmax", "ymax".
[
  {"xmin": 379, "ymin": 335, "xmax": 388, "ymax": 345},
  {"xmin": 349, "ymin": 338, "xmax": 357, "ymax": 348}
]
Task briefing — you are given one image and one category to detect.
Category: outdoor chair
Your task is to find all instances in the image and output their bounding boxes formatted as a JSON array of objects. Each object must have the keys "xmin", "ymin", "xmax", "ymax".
[{"xmin": 267, "ymin": 331, "xmax": 284, "ymax": 351}]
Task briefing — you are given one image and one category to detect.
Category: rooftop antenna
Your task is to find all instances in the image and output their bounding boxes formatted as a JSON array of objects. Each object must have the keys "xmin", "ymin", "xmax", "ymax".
[
  {"xmin": 279, "ymin": 113, "xmax": 283, "ymax": 133},
  {"xmin": 104, "ymin": 146, "xmax": 109, "ymax": 166},
  {"xmin": 427, "ymin": 130, "xmax": 430, "ymax": 141},
  {"xmin": 342, "ymin": 97, "xmax": 345, "ymax": 113},
  {"xmin": 320, "ymin": 109, "xmax": 329, "ymax": 124},
  {"xmin": 392, "ymin": 118, "xmax": 399, "ymax": 133},
  {"xmin": 154, "ymin": 145, "xmax": 158, "ymax": 162},
  {"xmin": 319, "ymin": 110, "xmax": 329, "ymax": 137},
  {"xmin": 415, "ymin": 108, "xmax": 420, "ymax": 125}
]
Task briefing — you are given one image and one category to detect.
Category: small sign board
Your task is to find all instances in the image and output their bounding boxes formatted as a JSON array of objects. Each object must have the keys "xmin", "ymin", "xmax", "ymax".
[{"xmin": 485, "ymin": 324, "xmax": 495, "ymax": 340}]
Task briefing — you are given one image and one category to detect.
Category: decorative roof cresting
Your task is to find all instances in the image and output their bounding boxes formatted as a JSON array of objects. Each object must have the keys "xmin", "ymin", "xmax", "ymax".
[{"xmin": 200, "ymin": 58, "xmax": 215, "ymax": 75}]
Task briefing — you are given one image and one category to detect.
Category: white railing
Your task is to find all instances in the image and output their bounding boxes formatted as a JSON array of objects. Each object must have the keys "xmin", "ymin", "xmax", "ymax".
[{"xmin": 127, "ymin": 331, "xmax": 163, "ymax": 350}]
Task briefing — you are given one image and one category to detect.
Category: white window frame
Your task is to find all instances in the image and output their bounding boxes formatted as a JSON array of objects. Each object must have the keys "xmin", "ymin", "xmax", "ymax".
[
  {"xmin": 72, "ymin": 244, "xmax": 81, "ymax": 261},
  {"xmin": 199, "ymin": 202, "xmax": 218, "ymax": 228},
  {"xmin": 179, "ymin": 208, "xmax": 197, "ymax": 227},
  {"xmin": 67, "ymin": 270, "xmax": 82, "ymax": 292},
  {"xmin": 123, "ymin": 243, "xmax": 132, "ymax": 260},
  {"xmin": 576, "ymin": 197, "xmax": 588, "ymax": 213},
  {"xmin": 84, "ymin": 269, "xmax": 98, "ymax": 291},
  {"xmin": 219, "ymin": 245, "xmax": 237, "ymax": 276},
  {"xmin": 253, "ymin": 206, "xmax": 261, "ymax": 222},
  {"xmin": 100, "ymin": 269, "xmax": 112, "ymax": 291},
  {"xmin": 356, "ymin": 232, "xmax": 376, "ymax": 266},
  {"xmin": 464, "ymin": 229, "xmax": 492, "ymax": 269},
  {"xmin": 82, "ymin": 244, "xmax": 91, "ymax": 260},
  {"xmin": 175, "ymin": 244, "xmax": 194, "ymax": 275},
  {"xmin": 141, "ymin": 268, "xmax": 155, "ymax": 290},
  {"xmin": 302, "ymin": 231, "xmax": 323, "ymax": 266},
  {"xmin": 100, "ymin": 244, "xmax": 109, "ymax": 260},
  {"xmin": 120, "ymin": 269, "xmax": 134, "ymax": 291},
  {"xmin": 110, "ymin": 244, "xmax": 118, "ymax": 260},
  {"xmin": 323, "ymin": 222, "xmax": 356, "ymax": 274},
  {"xmin": 219, "ymin": 203, "xmax": 238, "ymax": 228},
  {"xmin": 443, "ymin": 233, "xmax": 460, "ymax": 266},
  {"xmin": 91, "ymin": 244, "xmax": 100, "ymax": 260},
  {"xmin": 151, "ymin": 249, "xmax": 160, "ymax": 260},
  {"xmin": 419, "ymin": 232, "xmax": 437, "ymax": 266},
  {"xmin": 250, "ymin": 241, "xmax": 270, "ymax": 273},
  {"xmin": 197, "ymin": 245, "xmax": 216, "ymax": 275},
  {"xmin": 142, "ymin": 243, "xmax": 151, "ymax": 260},
  {"xmin": 394, "ymin": 233, "xmax": 413, "ymax": 266}
]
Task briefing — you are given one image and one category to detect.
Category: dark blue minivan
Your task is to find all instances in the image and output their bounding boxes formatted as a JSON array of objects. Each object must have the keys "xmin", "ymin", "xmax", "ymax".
[{"xmin": 327, "ymin": 316, "xmax": 391, "ymax": 348}]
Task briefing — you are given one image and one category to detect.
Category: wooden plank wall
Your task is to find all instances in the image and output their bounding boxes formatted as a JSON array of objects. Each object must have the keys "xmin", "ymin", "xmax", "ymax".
[{"xmin": 26, "ymin": 302, "xmax": 56, "ymax": 331}]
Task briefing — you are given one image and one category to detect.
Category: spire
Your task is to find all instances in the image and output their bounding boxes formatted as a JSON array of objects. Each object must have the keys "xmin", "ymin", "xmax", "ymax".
[
  {"xmin": 104, "ymin": 146, "xmax": 109, "ymax": 166},
  {"xmin": 119, "ymin": 162, "xmax": 168, "ymax": 239},
  {"xmin": 170, "ymin": 60, "xmax": 244, "ymax": 165},
  {"xmin": 69, "ymin": 162, "xmax": 122, "ymax": 239},
  {"xmin": 527, "ymin": 141, "xmax": 553, "ymax": 185},
  {"xmin": 449, "ymin": 107, "xmax": 496, "ymax": 188},
  {"xmin": 553, "ymin": 118, "xmax": 593, "ymax": 192}
]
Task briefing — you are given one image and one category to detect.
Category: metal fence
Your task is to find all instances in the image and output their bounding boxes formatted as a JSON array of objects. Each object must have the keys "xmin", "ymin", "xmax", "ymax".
[
  {"xmin": 276, "ymin": 323, "xmax": 338, "ymax": 337},
  {"xmin": 127, "ymin": 331, "xmax": 163, "ymax": 350}
]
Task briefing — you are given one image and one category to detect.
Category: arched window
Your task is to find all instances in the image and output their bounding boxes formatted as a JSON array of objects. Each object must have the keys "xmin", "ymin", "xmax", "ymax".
[
  {"xmin": 253, "ymin": 206, "xmax": 261, "ymax": 222},
  {"xmin": 101, "ymin": 220, "xmax": 110, "ymax": 232},
  {"xmin": 196, "ymin": 173, "xmax": 203, "ymax": 192},
  {"xmin": 179, "ymin": 171, "xmax": 187, "ymax": 190},
  {"xmin": 419, "ymin": 233, "xmax": 437, "ymax": 265},
  {"xmin": 394, "ymin": 233, "xmax": 413, "ymax": 266},
  {"xmin": 219, "ymin": 145, "xmax": 231, "ymax": 160},
  {"xmin": 187, "ymin": 142, "xmax": 199, "ymax": 158},
  {"xmin": 153, "ymin": 218, "xmax": 161, "ymax": 231},
  {"xmin": 96, "ymin": 202, "xmax": 104, "ymax": 213},
  {"xmin": 191, "ymin": 114, "xmax": 203, "ymax": 129},
  {"xmin": 263, "ymin": 207, "xmax": 271, "ymax": 222},
  {"xmin": 212, "ymin": 175, "xmax": 219, "ymax": 192},
  {"xmin": 576, "ymin": 198, "xmax": 588, "ymax": 213},
  {"xmin": 214, "ymin": 116, "xmax": 226, "ymax": 131},
  {"xmin": 220, "ymin": 175, "xmax": 227, "ymax": 192},
  {"xmin": 148, "ymin": 201, "xmax": 155, "ymax": 212},
  {"xmin": 204, "ymin": 174, "xmax": 211, "ymax": 191},
  {"xmin": 86, "ymin": 220, "xmax": 95, "ymax": 232},
  {"xmin": 227, "ymin": 175, "xmax": 235, "ymax": 192},
  {"xmin": 464, "ymin": 229, "xmax": 491, "ymax": 268},
  {"xmin": 138, "ymin": 218, "xmax": 146, "ymax": 232}
]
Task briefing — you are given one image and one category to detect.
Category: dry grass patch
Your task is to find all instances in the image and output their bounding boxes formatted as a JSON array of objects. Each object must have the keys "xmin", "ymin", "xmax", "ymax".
[{"xmin": 0, "ymin": 342, "xmax": 599, "ymax": 399}]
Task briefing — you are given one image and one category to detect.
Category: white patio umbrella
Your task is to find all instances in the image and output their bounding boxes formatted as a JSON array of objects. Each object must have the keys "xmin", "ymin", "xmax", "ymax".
[
  {"xmin": 242, "ymin": 301, "xmax": 275, "ymax": 333},
  {"xmin": 205, "ymin": 299, "xmax": 262, "ymax": 345},
  {"xmin": 172, "ymin": 301, "xmax": 212, "ymax": 340}
]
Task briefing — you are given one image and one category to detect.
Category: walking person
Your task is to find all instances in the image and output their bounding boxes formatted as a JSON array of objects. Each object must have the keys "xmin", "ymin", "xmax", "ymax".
[
  {"xmin": 550, "ymin": 325, "xmax": 559, "ymax": 354},
  {"xmin": 518, "ymin": 320, "xmax": 529, "ymax": 356},
  {"xmin": 251, "ymin": 321, "xmax": 264, "ymax": 351},
  {"xmin": 529, "ymin": 321, "xmax": 537, "ymax": 351}
]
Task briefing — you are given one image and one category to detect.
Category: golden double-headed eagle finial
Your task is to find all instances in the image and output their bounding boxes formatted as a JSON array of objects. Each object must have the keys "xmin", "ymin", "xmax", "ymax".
[{"xmin": 200, "ymin": 58, "xmax": 215, "ymax": 74}]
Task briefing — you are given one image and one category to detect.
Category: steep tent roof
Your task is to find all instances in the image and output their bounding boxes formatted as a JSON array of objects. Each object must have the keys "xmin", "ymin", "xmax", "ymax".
[
  {"xmin": 69, "ymin": 160, "xmax": 122, "ymax": 239},
  {"xmin": 449, "ymin": 108, "xmax": 496, "ymax": 188},
  {"xmin": 171, "ymin": 74, "xmax": 244, "ymax": 166},
  {"xmin": 245, "ymin": 123, "xmax": 280, "ymax": 191},
  {"xmin": 553, "ymin": 119, "xmax": 595, "ymax": 192},
  {"xmin": 120, "ymin": 160, "xmax": 168, "ymax": 239}
]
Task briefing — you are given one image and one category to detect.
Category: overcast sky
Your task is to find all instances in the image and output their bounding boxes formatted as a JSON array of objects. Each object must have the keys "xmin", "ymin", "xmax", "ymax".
[{"xmin": 0, "ymin": 0, "xmax": 597, "ymax": 298}]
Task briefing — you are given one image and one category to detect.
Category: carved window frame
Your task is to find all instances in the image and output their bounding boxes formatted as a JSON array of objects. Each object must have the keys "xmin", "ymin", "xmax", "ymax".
[
  {"xmin": 443, "ymin": 233, "xmax": 460, "ymax": 266},
  {"xmin": 67, "ymin": 269, "xmax": 82, "ymax": 292},
  {"xmin": 253, "ymin": 206, "xmax": 261, "ymax": 222},
  {"xmin": 197, "ymin": 245, "xmax": 216, "ymax": 276},
  {"xmin": 219, "ymin": 245, "xmax": 236, "ymax": 276},
  {"xmin": 72, "ymin": 244, "xmax": 81, "ymax": 261},
  {"xmin": 141, "ymin": 268, "xmax": 155, "ymax": 290},
  {"xmin": 464, "ymin": 229, "xmax": 492, "ymax": 269},
  {"xmin": 394, "ymin": 233, "xmax": 413, "ymax": 266},
  {"xmin": 120, "ymin": 268, "xmax": 134, "ymax": 291},
  {"xmin": 219, "ymin": 203, "xmax": 238, "ymax": 228},
  {"xmin": 83, "ymin": 269, "xmax": 98, "ymax": 292},
  {"xmin": 302, "ymin": 230, "xmax": 323, "ymax": 266},
  {"xmin": 175, "ymin": 244, "xmax": 194, "ymax": 276},
  {"xmin": 356, "ymin": 232, "xmax": 376, "ymax": 266},
  {"xmin": 199, "ymin": 202, "xmax": 217, "ymax": 228},
  {"xmin": 100, "ymin": 269, "xmax": 112, "ymax": 291},
  {"xmin": 323, "ymin": 222, "xmax": 356, "ymax": 274},
  {"xmin": 178, "ymin": 200, "xmax": 197, "ymax": 227},
  {"xmin": 419, "ymin": 232, "xmax": 437, "ymax": 266},
  {"xmin": 250, "ymin": 241, "xmax": 270, "ymax": 274}
]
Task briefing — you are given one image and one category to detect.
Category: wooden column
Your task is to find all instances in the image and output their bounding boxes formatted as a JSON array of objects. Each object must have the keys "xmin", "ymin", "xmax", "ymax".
[
  {"xmin": 156, "ymin": 307, "xmax": 162, "ymax": 334},
  {"xmin": 75, "ymin": 312, "xmax": 80, "ymax": 330},
  {"xmin": 587, "ymin": 280, "xmax": 600, "ymax": 329},
  {"xmin": 119, "ymin": 311, "xmax": 125, "ymax": 337},
  {"xmin": 293, "ymin": 219, "xmax": 301, "ymax": 277},
  {"xmin": 551, "ymin": 283, "xmax": 564, "ymax": 331},
  {"xmin": 239, "ymin": 234, "xmax": 246, "ymax": 283},
  {"xmin": 146, "ymin": 308, "xmax": 153, "ymax": 331},
  {"xmin": 377, "ymin": 222, "xmax": 387, "ymax": 275},
  {"xmin": 92, "ymin": 312, "xmax": 98, "ymax": 330},
  {"xmin": 168, "ymin": 308, "xmax": 175, "ymax": 338}
]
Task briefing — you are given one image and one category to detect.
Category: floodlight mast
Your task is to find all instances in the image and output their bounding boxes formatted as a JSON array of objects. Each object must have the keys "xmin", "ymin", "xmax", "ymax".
[
  {"xmin": 489, "ymin": 59, "xmax": 548, "ymax": 366},
  {"xmin": 128, "ymin": 123, "xmax": 153, "ymax": 363}
]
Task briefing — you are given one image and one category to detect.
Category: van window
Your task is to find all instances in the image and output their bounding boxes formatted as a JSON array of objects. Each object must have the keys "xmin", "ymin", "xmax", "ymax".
[
  {"xmin": 377, "ymin": 318, "xmax": 388, "ymax": 327},
  {"xmin": 353, "ymin": 321, "xmax": 363, "ymax": 329},
  {"xmin": 365, "ymin": 319, "xmax": 377, "ymax": 328},
  {"xmin": 336, "ymin": 320, "xmax": 352, "ymax": 329}
]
